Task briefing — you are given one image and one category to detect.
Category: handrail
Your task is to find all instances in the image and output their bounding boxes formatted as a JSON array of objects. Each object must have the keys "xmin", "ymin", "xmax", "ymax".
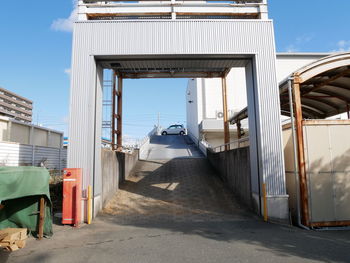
[{"xmin": 209, "ymin": 137, "xmax": 249, "ymax": 153}]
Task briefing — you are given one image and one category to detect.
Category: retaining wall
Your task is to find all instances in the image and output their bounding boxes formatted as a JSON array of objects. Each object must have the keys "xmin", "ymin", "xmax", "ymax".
[
  {"xmin": 207, "ymin": 147, "xmax": 252, "ymax": 209},
  {"xmin": 101, "ymin": 149, "xmax": 139, "ymax": 207}
]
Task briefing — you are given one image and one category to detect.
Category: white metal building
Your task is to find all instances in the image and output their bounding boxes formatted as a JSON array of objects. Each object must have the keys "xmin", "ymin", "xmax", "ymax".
[{"xmin": 69, "ymin": 0, "xmax": 289, "ymax": 221}]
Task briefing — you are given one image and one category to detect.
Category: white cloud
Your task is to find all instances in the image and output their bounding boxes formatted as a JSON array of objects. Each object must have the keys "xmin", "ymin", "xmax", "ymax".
[
  {"xmin": 64, "ymin": 68, "xmax": 71, "ymax": 76},
  {"xmin": 285, "ymin": 34, "xmax": 313, "ymax": 53},
  {"xmin": 285, "ymin": 44, "xmax": 298, "ymax": 53},
  {"xmin": 51, "ymin": 0, "xmax": 78, "ymax": 33},
  {"xmin": 333, "ymin": 40, "xmax": 350, "ymax": 52}
]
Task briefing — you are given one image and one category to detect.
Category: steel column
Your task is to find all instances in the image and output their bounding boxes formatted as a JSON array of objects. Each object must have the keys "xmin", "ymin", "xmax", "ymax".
[
  {"xmin": 293, "ymin": 76, "xmax": 310, "ymax": 226},
  {"xmin": 221, "ymin": 76, "xmax": 230, "ymax": 150},
  {"xmin": 117, "ymin": 76, "xmax": 123, "ymax": 151},
  {"xmin": 111, "ymin": 71, "xmax": 117, "ymax": 150}
]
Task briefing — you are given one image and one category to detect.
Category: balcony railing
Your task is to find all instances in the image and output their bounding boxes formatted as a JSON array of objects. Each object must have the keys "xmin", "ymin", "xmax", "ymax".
[{"xmin": 78, "ymin": 0, "xmax": 268, "ymax": 21}]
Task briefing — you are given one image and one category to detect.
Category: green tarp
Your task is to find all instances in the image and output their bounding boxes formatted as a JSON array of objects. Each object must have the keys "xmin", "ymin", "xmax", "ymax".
[{"xmin": 0, "ymin": 167, "xmax": 53, "ymax": 237}]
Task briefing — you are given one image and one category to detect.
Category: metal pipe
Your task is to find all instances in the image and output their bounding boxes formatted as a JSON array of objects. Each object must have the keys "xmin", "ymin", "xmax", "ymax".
[{"xmin": 288, "ymin": 78, "xmax": 309, "ymax": 230}]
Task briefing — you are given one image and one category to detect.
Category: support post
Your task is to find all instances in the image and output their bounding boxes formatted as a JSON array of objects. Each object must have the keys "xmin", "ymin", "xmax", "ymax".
[
  {"xmin": 221, "ymin": 76, "xmax": 230, "ymax": 151},
  {"xmin": 117, "ymin": 76, "xmax": 123, "ymax": 151},
  {"xmin": 237, "ymin": 121, "xmax": 242, "ymax": 140},
  {"xmin": 293, "ymin": 76, "xmax": 310, "ymax": 226},
  {"xmin": 347, "ymin": 104, "xmax": 350, "ymax": 119},
  {"xmin": 38, "ymin": 196, "xmax": 45, "ymax": 240},
  {"xmin": 111, "ymin": 71, "xmax": 117, "ymax": 150}
]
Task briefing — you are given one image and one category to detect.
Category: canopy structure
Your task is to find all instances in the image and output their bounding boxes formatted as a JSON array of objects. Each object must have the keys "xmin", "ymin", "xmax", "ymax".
[
  {"xmin": 280, "ymin": 52, "xmax": 350, "ymax": 119},
  {"xmin": 230, "ymin": 52, "xmax": 350, "ymax": 124}
]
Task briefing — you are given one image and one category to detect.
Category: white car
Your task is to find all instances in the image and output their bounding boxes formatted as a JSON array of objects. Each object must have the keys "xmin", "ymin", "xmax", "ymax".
[{"xmin": 161, "ymin": 124, "xmax": 187, "ymax": 135}]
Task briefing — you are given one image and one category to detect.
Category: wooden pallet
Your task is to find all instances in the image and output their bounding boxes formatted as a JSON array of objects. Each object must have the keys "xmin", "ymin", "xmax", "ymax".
[{"xmin": 0, "ymin": 228, "xmax": 27, "ymax": 252}]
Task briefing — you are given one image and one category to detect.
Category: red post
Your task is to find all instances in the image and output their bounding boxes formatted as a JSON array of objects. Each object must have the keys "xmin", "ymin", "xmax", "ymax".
[{"xmin": 62, "ymin": 168, "xmax": 82, "ymax": 227}]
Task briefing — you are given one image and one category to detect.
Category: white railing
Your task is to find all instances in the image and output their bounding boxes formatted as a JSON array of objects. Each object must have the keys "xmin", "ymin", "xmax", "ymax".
[
  {"xmin": 209, "ymin": 137, "xmax": 249, "ymax": 153},
  {"xmin": 78, "ymin": 0, "xmax": 268, "ymax": 21}
]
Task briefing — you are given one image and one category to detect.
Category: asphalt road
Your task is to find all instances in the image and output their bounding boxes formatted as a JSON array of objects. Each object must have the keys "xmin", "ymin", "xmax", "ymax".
[{"xmin": 143, "ymin": 135, "xmax": 203, "ymax": 160}]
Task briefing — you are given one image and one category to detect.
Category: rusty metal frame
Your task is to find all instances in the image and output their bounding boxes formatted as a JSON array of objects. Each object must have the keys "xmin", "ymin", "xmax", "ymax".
[
  {"xmin": 310, "ymin": 221, "xmax": 350, "ymax": 228},
  {"xmin": 292, "ymin": 74, "xmax": 310, "ymax": 227},
  {"xmin": 111, "ymin": 71, "xmax": 117, "ymax": 150},
  {"xmin": 116, "ymin": 76, "xmax": 123, "ymax": 151}
]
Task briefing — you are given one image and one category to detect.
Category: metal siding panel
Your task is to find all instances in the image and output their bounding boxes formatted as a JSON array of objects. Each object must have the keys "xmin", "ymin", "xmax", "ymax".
[
  {"xmin": 69, "ymin": 20, "xmax": 286, "ymax": 200},
  {"xmin": 334, "ymin": 172, "xmax": 350, "ymax": 221},
  {"xmin": 0, "ymin": 142, "xmax": 66, "ymax": 169},
  {"xmin": 309, "ymin": 172, "xmax": 335, "ymax": 222},
  {"xmin": 94, "ymin": 65, "xmax": 103, "ymax": 196},
  {"xmin": 304, "ymin": 125, "xmax": 332, "ymax": 173}
]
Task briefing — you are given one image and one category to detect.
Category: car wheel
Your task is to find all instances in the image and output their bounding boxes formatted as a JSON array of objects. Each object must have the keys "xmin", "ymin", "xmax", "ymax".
[
  {"xmin": 179, "ymin": 131, "xmax": 185, "ymax": 136},
  {"xmin": 162, "ymin": 131, "xmax": 167, "ymax": 136}
]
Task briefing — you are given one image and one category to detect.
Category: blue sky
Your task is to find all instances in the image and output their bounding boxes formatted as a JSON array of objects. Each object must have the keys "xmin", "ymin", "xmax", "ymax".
[{"xmin": 0, "ymin": 0, "xmax": 349, "ymax": 139}]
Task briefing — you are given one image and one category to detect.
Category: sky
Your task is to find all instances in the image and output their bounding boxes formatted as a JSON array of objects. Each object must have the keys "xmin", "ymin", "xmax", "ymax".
[{"xmin": 0, "ymin": 0, "xmax": 349, "ymax": 140}]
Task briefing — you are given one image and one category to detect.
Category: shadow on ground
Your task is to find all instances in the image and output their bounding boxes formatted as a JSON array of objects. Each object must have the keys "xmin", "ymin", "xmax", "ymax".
[{"xmin": 99, "ymin": 158, "xmax": 350, "ymax": 263}]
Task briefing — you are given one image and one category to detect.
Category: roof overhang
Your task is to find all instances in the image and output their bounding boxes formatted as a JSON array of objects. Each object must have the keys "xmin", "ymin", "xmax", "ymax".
[{"xmin": 96, "ymin": 55, "xmax": 250, "ymax": 78}]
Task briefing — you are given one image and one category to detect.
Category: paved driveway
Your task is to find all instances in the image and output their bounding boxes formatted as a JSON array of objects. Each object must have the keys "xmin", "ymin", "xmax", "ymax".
[
  {"xmin": 144, "ymin": 135, "xmax": 203, "ymax": 160},
  {"xmin": 4, "ymin": 150, "xmax": 350, "ymax": 263}
]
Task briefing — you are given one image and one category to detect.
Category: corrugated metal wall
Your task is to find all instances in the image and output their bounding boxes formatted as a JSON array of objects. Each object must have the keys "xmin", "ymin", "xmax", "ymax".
[
  {"xmin": 69, "ymin": 20, "xmax": 287, "ymax": 213},
  {"xmin": 0, "ymin": 142, "xmax": 67, "ymax": 170}
]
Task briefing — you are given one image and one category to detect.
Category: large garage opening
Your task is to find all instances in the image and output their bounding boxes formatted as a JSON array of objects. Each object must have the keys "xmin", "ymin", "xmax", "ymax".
[{"xmin": 96, "ymin": 56, "xmax": 259, "ymax": 223}]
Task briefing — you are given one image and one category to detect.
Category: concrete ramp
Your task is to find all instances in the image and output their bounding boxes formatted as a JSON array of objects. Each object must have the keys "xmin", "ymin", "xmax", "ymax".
[{"xmin": 143, "ymin": 135, "xmax": 203, "ymax": 160}]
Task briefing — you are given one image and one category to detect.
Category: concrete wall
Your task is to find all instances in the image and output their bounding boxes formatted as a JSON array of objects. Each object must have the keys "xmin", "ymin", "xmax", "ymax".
[
  {"xmin": 139, "ymin": 127, "xmax": 158, "ymax": 160},
  {"xmin": 207, "ymin": 147, "xmax": 252, "ymax": 210},
  {"xmin": 101, "ymin": 149, "xmax": 119, "ymax": 208},
  {"xmin": 101, "ymin": 149, "xmax": 139, "ymax": 209},
  {"xmin": 0, "ymin": 117, "xmax": 63, "ymax": 148},
  {"xmin": 117, "ymin": 150, "xmax": 139, "ymax": 183}
]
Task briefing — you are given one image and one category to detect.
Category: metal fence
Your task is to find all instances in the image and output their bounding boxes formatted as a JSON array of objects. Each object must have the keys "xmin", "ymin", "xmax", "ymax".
[{"xmin": 0, "ymin": 141, "xmax": 67, "ymax": 170}]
